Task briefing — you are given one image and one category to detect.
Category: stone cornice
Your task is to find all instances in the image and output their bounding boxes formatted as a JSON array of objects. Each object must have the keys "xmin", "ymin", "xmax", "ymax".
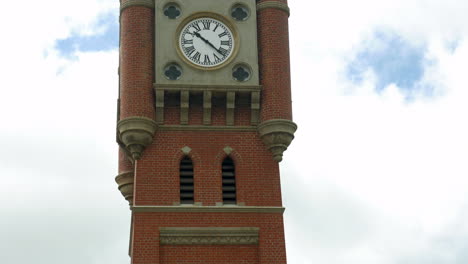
[
  {"xmin": 120, "ymin": 0, "xmax": 155, "ymax": 13},
  {"xmin": 159, "ymin": 227, "xmax": 259, "ymax": 245},
  {"xmin": 132, "ymin": 205, "xmax": 285, "ymax": 213},
  {"xmin": 257, "ymin": 1, "xmax": 290, "ymax": 17}
]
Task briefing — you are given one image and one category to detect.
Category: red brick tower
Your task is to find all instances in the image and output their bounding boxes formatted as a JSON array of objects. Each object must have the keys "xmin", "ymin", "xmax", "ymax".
[{"xmin": 115, "ymin": 0, "xmax": 296, "ymax": 263}]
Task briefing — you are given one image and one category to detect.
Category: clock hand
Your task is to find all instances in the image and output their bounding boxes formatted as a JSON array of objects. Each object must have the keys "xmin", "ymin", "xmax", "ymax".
[{"xmin": 192, "ymin": 32, "xmax": 225, "ymax": 57}]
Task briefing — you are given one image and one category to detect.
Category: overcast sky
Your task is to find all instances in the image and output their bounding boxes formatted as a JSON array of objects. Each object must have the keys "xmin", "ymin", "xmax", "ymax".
[{"xmin": 1, "ymin": 0, "xmax": 468, "ymax": 263}]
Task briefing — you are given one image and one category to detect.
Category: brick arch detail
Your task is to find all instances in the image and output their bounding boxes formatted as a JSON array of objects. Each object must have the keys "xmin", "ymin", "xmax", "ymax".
[
  {"xmin": 171, "ymin": 147, "xmax": 201, "ymax": 204},
  {"xmin": 214, "ymin": 147, "xmax": 245, "ymax": 205}
]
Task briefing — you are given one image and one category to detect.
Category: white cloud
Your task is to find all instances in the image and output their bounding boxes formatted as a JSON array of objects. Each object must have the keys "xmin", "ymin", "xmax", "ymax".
[{"xmin": 285, "ymin": 0, "xmax": 468, "ymax": 263}]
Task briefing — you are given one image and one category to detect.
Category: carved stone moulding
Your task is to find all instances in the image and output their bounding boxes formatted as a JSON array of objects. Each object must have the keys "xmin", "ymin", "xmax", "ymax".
[
  {"xmin": 117, "ymin": 116, "xmax": 157, "ymax": 160},
  {"xmin": 159, "ymin": 227, "xmax": 259, "ymax": 245},
  {"xmin": 257, "ymin": 119, "xmax": 297, "ymax": 162},
  {"xmin": 115, "ymin": 172, "xmax": 134, "ymax": 205}
]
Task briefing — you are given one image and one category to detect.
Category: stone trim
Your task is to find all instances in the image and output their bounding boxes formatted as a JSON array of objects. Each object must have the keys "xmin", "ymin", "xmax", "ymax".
[
  {"xmin": 132, "ymin": 205, "xmax": 285, "ymax": 213},
  {"xmin": 158, "ymin": 125, "xmax": 257, "ymax": 132},
  {"xmin": 120, "ymin": 0, "xmax": 155, "ymax": 13},
  {"xmin": 257, "ymin": 1, "xmax": 290, "ymax": 17},
  {"xmin": 159, "ymin": 227, "xmax": 259, "ymax": 245}
]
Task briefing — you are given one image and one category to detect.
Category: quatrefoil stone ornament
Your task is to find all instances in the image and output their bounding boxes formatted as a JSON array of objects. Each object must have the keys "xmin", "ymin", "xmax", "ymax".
[
  {"xmin": 165, "ymin": 64, "xmax": 182, "ymax": 80},
  {"xmin": 233, "ymin": 66, "xmax": 250, "ymax": 82},
  {"xmin": 164, "ymin": 5, "xmax": 181, "ymax": 19},
  {"xmin": 231, "ymin": 6, "xmax": 249, "ymax": 21}
]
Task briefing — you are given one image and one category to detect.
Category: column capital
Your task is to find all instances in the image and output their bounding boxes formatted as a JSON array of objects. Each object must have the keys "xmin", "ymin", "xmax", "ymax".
[
  {"xmin": 120, "ymin": 0, "xmax": 155, "ymax": 14},
  {"xmin": 257, "ymin": 1, "xmax": 290, "ymax": 17}
]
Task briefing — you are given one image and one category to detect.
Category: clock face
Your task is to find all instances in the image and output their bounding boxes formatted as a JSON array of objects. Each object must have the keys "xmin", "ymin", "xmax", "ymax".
[{"xmin": 179, "ymin": 17, "xmax": 235, "ymax": 68}]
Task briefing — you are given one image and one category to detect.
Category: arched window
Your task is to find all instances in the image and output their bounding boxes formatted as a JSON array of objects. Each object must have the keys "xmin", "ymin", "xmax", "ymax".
[
  {"xmin": 222, "ymin": 157, "xmax": 236, "ymax": 204},
  {"xmin": 180, "ymin": 156, "xmax": 194, "ymax": 204}
]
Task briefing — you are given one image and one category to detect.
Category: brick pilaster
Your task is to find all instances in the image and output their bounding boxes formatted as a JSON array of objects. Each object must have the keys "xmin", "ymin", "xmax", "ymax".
[{"xmin": 257, "ymin": 0, "xmax": 292, "ymax": 121}]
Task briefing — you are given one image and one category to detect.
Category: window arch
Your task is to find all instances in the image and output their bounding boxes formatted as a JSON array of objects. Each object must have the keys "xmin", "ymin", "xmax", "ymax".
[
  {"xmin": 222, "ymin": 157, "xmax": 236, "ymax": 204},
  {"xmin": 180, "ymin": 156, "xmax": 194, "ymax": 204}
]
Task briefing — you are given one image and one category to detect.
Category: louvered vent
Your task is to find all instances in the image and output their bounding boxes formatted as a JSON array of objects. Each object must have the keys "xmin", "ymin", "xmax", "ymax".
[
  {"xmin": 180, "ymin": 157, "xmax": 194, "ymax": 204},
  {"xmin": 222, "ymin": 157, "xmax": 236, "ymax": 204}
]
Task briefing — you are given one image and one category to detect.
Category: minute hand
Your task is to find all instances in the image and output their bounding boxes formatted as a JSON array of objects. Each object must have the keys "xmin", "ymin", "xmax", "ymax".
[{"xmin": 193, "ymin": 32, "xmax": 224, "ymax": 56}]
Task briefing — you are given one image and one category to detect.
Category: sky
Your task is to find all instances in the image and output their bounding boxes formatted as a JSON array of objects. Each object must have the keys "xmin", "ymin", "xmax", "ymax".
[{"xmin": 1, "ymin": 0, "xmax": 468, "ymax": 263}]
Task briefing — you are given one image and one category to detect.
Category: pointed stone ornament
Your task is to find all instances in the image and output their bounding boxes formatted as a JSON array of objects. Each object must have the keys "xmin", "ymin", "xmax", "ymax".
[
  {"xmin": 181, "ymin": 146, "xmax": 192, "ymax": 155},
  {"xmin": 257, "ymin": 119, "xmax": 297, "ymax": 162},
  {"xmin": 223, "ymin": 146, "xmax": 233, "ymax": 155},
  {"xmin": 117, "ymin": 116, "xmax": 157, "ymax": 160}
]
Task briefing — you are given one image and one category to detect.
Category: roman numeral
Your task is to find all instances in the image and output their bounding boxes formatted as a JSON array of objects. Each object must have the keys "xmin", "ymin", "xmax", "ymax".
[
  {"xmin": 212, "ymin": 24, "xmax": 219, "ymax": 32},
  {"xmin": 204, "ymin": 55, "xmax": 211, "ymax": 64},
  {"xmin": 218, "ymin": 31, "xmax": 228, "ymax": 38},
  {"xmin": 192, "ymin": 52, "xmax": 201, "ymax": 63},
  {"xmin": 182, "ymin": 39, "xmax": 193, "ymax": 45},
  {"xmin": 218, "ymin": 47, "xmax": 228, "ymax": 56},
  {"xmin": 184, "ymin": 46, "xmax": 195, "ymax": 56},
  {"xmin": 192, "ymin": 23, "xmax": 201, "ymax": 32},
  {"xmin": 220, "ymin": 40, "xmax": 230, "ymax": 46},
  {"xmin": 202, "ymin": 21, "xmax": 211, "ymax": 30},
  {"xmin": 213, "ymin": 53, "xmax": 221, "ymax": 62}
]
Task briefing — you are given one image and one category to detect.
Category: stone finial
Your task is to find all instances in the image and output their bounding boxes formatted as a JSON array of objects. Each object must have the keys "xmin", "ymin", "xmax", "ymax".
[
  {"xmin": 115, "ymin": 172, "xmax": 134, "ymax": 206},
  {"xmin": 257, "ymin": 119, "xmax": 297, "ymax": 162},
  {"xmin": 117, "ymin": 117, "xmax": 157, "ymax": 160}
]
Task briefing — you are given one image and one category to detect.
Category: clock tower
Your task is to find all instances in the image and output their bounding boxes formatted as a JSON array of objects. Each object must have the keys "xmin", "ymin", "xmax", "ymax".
[{"xmin": 115, "ymin": 0, "xmax": 296, "ymax": 263}]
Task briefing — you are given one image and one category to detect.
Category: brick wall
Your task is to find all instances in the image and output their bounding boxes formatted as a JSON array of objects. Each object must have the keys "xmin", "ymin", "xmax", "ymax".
[
  {"xmin": 135, "ymin": 130, "xmax": 282, "ymax": 206},
  {"xmin": 132, "ymin": 213, "xmax": 286, "ymax": 264}
]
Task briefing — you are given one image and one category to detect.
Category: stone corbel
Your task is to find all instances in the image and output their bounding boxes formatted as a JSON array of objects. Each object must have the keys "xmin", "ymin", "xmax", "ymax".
[
  {"xmin": 251, "ymin": 91, "xmax": 260, "ymax": 125},
  {"xmin": 226, "ymin": 91, "xmax": 236, "ymax": 126},
  {"xmin": 203, "ymin": 91, "xmax": 212, "ymax": 125},
  {"xmin": 180, "ymin": 91, "xmax": 189, "ymax": 125},
  {"xmin": 155, "ymin": 89, "xmax": 165, "ymax": 124},
  {"xmin": 115, "ymin": 171, "xmax": 134, "ymax": 205},
  {"xmin": 117, "ymin": 116, "xmax": 158, "ymax": 160},
  {"xmin": 257, "ymin": 119, "xmax": 297, "ymax": 162}
]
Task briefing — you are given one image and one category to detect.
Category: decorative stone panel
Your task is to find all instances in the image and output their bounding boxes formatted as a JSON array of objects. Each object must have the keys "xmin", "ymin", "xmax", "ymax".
[{"xmin": 159, "ymin": 227, "xmax": 259, "ymax": 245}]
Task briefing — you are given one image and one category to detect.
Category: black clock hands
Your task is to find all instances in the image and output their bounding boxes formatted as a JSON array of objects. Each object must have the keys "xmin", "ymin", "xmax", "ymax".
[{"xmin": 191, "ymin": 31, "xmax": 225, "ymax": 57}]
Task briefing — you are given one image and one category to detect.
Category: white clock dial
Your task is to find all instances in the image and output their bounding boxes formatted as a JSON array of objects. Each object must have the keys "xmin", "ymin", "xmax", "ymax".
[{"xmin": 179, "ymin": 17, "xmax": 235, "ymax": 68}]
